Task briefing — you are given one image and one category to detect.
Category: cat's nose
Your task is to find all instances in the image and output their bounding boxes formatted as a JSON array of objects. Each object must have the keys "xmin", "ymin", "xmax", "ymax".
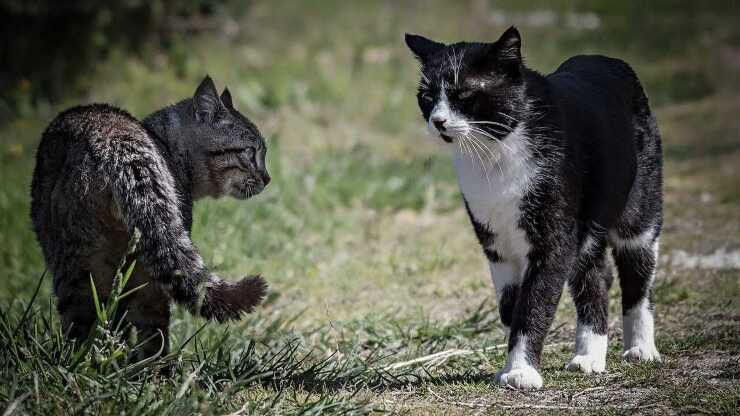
[
  {"xmin": 432, "ymin": 116, "xmax": 447, "ymax": 132},
  {"xmin": 262, "ymin": 172, "xmax": 271, "ymax": 186}
]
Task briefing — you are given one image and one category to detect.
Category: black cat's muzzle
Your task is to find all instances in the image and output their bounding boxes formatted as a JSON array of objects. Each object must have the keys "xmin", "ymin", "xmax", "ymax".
[{"xmin": 429, "ymin": 117, "xmax": 453, "ymax": 143}]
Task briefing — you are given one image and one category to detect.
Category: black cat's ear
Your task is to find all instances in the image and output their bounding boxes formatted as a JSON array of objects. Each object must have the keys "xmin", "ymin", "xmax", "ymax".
[
  {"xmin": 495, "ymin": 26, "xmax": 522, "ymax": 64},
  {"xmin": 220, "ymin": 87, "xmax": 233, "ymax": 110},
  {"xmin": 193, "ymin": 75, "xmax": 225, "ymax": 122},
  {"xmin": 477, "ymin": 26, "xmax": 522, "ymax": 77},
  {"xmin": 405, "ymin": 33, "xmax": 445, "ymax": 61}
]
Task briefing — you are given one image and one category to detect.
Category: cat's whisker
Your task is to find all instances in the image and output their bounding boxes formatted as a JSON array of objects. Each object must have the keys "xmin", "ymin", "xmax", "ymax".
[
  {"xmin": 468, "ymin": 120, "xmax": 513, "ymax": 127},
  {"xmin": 468, "ymin": 123, "xmax": 516, "ymax": 141},
  {"xmin": 463, "ymin": 133, "xmax": 485, "ymax": 167},
  {"xmin": 470, "ymin": 125, "xmax": 515, "ymax": 148},
  {"xmin": 458, "ymin": 134, "xmax": 475, "ymax": 166},
  {"xmin": 470, "ymin": 133, "xmax": 514, "ymax": 174},
  {"xmin": 462, "ymin": 133, "xmax": 476, "ymax": 160},
  {"xmin": 464, "ymin": 133, "xmax": 493, "ymax": 184},
  {"xmin": 475, "ymin": 141, "xmax": 498, "ymax": 181},
  {"xmin": 472, "ymin": 136, "xmax": 503, "ymax": 181},
  {"xmin": 453, "ymin": 130, "xmax": 472, "ymax": 159},
  {"xmin": 454, "ymin": 134, "xmax": 464, "ymax": 155},
  {"xmin": 464, "ymin": 131, "xmax": 494, "ymax": 171},
  {"xmin": 469, "ymin": 133, "xmax": 503, "ymax": 178},
  {"xmin": 496, "ymin": 111, "xmax": 521, "ymax": 124},
  {"xmin": 469, "ymin": 126, "xmax": 516, "ymax": 157},
  {"xmin": 455, "ymin": 50, "xmax": 465, "ymax": 87},
  {"xmin": 468, "ymin": 120, "xmax": 515, "ymax": 132},
  {"xmin": 449, "ymin": 48, "xmax": 458, "ymax": 86},
  {"xmin": 456, "ymin": 135, "xmax": 465, "ymax": 158},
  {"xmin": 465, "ymin": 135, "xmax": 484, "ymax": 171}
]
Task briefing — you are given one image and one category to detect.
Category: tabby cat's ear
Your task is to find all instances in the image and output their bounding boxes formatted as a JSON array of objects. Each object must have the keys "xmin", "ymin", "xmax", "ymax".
[
  {"xmin": 405, "ymin": 33, "xmax": 445, "ymax": 61},
  {"xmin": 220, "ymin": 87, "xmax": 233, "ymax": 110},
  {"xmin": 194, "ymin": 75, "xmax": 226, "ymax": 123}
]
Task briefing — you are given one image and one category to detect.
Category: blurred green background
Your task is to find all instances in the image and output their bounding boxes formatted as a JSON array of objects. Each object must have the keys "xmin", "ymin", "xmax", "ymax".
[{"xmin": 0, "ymin": 1, "xmax": 738, "ymax": 413}]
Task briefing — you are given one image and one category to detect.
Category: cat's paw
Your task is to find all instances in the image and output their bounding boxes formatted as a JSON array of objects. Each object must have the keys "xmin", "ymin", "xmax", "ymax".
[
  {"xmin": 623, "ymin": 345, "xmax": 661, "ymax": 362},
  {"xmin": 495, "ymin": 366, "xmax": 543, "ymax": 390},
  {"xmin": 565, "ymin": 353, "xmax": 606, "ymax": 374},
  {"xmin": 201, "ymin": 275, "xmax": 268, "ymax": 321}
]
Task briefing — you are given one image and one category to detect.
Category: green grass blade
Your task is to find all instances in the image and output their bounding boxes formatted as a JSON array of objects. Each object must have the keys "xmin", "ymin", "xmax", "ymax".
[{"xmin": 88, "ymin": 274, "xmax": 106, "ymax": 324}]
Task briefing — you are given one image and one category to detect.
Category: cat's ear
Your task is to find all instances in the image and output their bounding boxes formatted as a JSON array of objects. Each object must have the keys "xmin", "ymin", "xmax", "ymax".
[
  {"xmin": 220, "ymin": 87, "xmax": 234, "ymax": 110},
  {"xmin": 477, "ymin": 26, "xmax": 522, "ymax": 77},
  {"xmin": 495, "ymin": 26, "xmax": 522, "ymax": 64},
  {"xmin": 405, "ymin": 33, "xmax": 445, "ymax": 61},
  {"xmin": 193, "ymin": 75, "xmax": 226, "ymax": 122}
]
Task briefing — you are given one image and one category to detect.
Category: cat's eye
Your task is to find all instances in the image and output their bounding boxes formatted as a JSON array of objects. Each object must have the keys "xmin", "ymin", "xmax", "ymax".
[
  {"xmin": 421, "ymin": 92, "xmax": 434, "ymax": 102},
  {"xmin": 215, "ymin": 118, "xmax": 233, "ymax": 129},
  {"xmin": 236, "ymin": 147, "xmax": 256, "ymax": 169},
  {"xmin": 244, "ymin": 147, "xmax": 255, "ymax": 160},
  {"xmin": 459, "ymin": 90, "xmax": 474, "ymax": 100}
]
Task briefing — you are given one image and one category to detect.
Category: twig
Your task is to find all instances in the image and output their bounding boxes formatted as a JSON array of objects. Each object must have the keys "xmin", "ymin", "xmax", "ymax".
[
  {"xmin": 393, "ymin": 386, "xmax": 664, "ymax": 412},
  {"xmin": 426, "ymin": 387, "xmax": 585, "ymax": 410},
  {"xmin": 2, "ymin": 392, "xmax": 31, "ymax": 416},
  {"xmin": 571, "ymin": 385, "xmax": 607, "ymax": 400},
  {"xmin": 499, "ymin": 404, "xmax": 587, "ymax": 410},
  {"xmin": 223, "ymin": 402, "xmax": 249, "ymax": 416},
  {"xmin": 427, "ymin": 386, "xmax": 489, "ymax": 409},
  {"xmin": 175, "ymin": 362, "xmax": 206, "ymax": 400},
  {"xmin": 381, "ymin": 342, "xmax": 570, "ymax": 371},
  {"xmin": 381, "ymin": 343, "xmax": 505, "ymax": 371}
]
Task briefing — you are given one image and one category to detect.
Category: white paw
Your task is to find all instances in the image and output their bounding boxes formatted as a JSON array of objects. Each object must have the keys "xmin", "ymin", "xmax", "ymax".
[
  {"xmin": 623, "ymin": 345, "xmax": 661, "ymax": 362},
  {"xmin": 565, "ymin": 353, "xmax": 606, "ymax": 374},
  {"xmin": 495, "ymin": 365, "xmax": 543, "ymax": 390}
]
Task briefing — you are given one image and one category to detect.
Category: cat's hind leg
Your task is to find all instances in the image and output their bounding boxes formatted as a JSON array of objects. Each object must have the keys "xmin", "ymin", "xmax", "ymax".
[
  {"xmin": 565, "ymin": 227, "xmax": 612, "ymax": 374},
  {"xmin": 610, "ymin": 89, "xmax": 662, "ymax": 362},
  {"xmin": 117, "ymin": 271, "xmax": 172, "ymax": 362},
  {"xmin": 611, "ymin": 227, "xmax": 661, "ymax": 362},
  {"xmin": 55, "ymin": 266, "xmax": 98, "ymax": 342}
]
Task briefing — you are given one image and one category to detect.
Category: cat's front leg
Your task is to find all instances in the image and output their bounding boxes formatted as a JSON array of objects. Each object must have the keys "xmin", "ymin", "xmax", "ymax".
[
  {"xmin": 495, "ymin": 252, "xmax": 574, "ymax": 390},
  {"xmin": 488, "ymin": 260, "xmax": 520, "ymax": 337}
]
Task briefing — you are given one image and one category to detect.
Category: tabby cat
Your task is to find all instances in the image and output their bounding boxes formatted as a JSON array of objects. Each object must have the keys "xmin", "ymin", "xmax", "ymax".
[{"xmin": 31, "ymin": 76, "xmax": 269, "ymax": 358}]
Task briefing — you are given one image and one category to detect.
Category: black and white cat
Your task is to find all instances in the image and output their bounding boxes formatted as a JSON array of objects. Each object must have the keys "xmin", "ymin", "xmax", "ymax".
[{"xmin": 406, "ymin": 27, "xmax": 663, "ymax": 389}]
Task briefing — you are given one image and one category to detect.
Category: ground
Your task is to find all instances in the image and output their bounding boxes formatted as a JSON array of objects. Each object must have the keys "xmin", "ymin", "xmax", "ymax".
[{"xmin": 0, "ymin": 1, "xmax": 738, "ymax": 414}]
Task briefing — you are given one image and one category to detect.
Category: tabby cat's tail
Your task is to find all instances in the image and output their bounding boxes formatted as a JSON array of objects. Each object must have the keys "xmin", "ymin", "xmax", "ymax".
[{"xmin": 102, "ymin": 130, "xmax": 267, "ymax": 321}]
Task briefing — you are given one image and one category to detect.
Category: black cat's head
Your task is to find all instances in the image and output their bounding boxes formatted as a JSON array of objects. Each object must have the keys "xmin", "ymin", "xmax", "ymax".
[
  {"xmin": 188, "ymin": 76, "xmax": 270, "ymax": 200},
  {"xmin": 405, "ymin": 27, "xmax": 527, "ymax": 145}
]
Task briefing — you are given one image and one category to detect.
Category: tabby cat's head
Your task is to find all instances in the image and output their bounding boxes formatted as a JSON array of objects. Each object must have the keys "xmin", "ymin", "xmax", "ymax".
[
  {"xmin": 188, "ymin": 76, "xmax": 270, "ymax": 200},
  {"xmin": 405, "ymin": 27, "xmax": 527, "ymax": 145}
]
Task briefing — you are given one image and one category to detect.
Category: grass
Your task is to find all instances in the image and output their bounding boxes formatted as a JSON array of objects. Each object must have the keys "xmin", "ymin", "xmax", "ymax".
[{"xmin": 1, "ymin": 0, "xmax": 739, "ymax": 414}]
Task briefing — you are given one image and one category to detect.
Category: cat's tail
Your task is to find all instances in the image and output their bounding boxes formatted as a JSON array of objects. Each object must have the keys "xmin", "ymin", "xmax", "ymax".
[{"xmin": 100, "ymin": 128, "xmax": 267, "ymax": 321}]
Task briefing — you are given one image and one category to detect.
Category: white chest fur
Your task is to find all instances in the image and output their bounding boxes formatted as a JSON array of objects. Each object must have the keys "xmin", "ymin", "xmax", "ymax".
[{"xmin": 452, "ymin": 128, "xmax": 534, "ymax": 270}]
